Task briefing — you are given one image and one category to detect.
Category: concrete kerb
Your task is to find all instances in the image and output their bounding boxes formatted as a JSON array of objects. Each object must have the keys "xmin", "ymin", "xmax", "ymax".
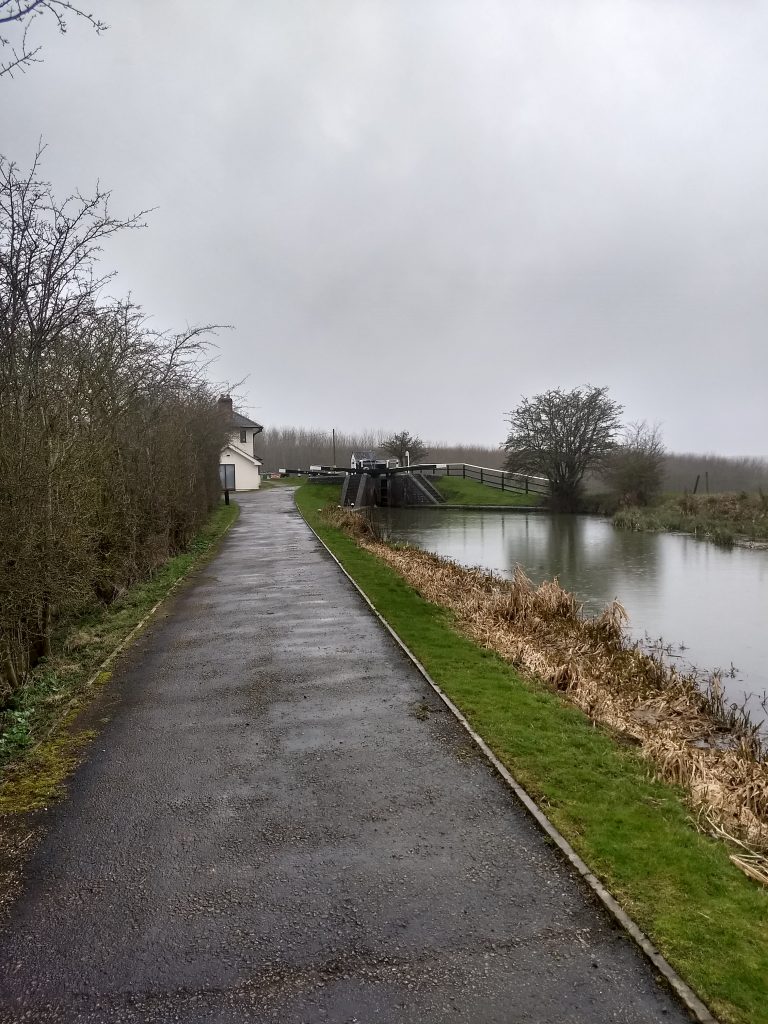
[{"xmin": 297, "ymin": 502, "xmax": 718, "ymax": 1024}]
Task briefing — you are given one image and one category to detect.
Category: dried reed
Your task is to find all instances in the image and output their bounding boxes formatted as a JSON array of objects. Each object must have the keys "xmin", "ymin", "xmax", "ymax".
[{"xmin": 323, "ymin": 507, "xmax": 768, "ymax": 879}]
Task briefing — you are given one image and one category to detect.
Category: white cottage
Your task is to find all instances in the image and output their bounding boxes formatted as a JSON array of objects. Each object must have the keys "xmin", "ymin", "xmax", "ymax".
[
  {"xmin": 217, "ymin": 395, "xmax": 263, "ymax": 491},
  {"xmin": 350, "ymin": 450, "xmax": 377, "ymax": 471}
]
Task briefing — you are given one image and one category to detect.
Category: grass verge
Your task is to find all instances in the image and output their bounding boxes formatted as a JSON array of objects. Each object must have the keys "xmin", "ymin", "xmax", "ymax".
[
  {"xmin": 0, "ymin": 501, "xmax": 239, "ymax": 811},
  {"xmin": 296, "ymin": 482, "xmax": 768, "ymax": 1024},
  {"xmin": 258, "ymin": 476, "xmax": 305, "ymax": 489},
  {"xmin": 433, "ymin": 475, "xmax": 541, "ymax": 506}
]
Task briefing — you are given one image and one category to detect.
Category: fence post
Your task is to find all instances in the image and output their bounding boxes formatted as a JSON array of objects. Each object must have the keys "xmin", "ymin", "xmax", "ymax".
[
  {"xmin": 462, "ymin": 464, "xmax": 466, "ymax": 479},
  {"xmin": 480, "ymin": 468, "xmax": 484, "ymax": 484},
  {"xmin": 501, "ymin": 472, "xmax": 505, "ymax": 491},
  {"xmin": 525, "ymin": 477, "xmax": 529, "ymax": 494}
]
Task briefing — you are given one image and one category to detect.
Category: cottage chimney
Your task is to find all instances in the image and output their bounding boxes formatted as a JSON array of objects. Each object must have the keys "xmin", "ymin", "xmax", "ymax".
[{"xmin": 217, "ymin": 394, "xmax": 234, "ymax": 417}]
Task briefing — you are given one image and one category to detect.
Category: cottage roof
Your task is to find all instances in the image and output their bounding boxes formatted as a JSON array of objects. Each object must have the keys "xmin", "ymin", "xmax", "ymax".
[
  {"xmin": 222, "ymin": 442, "xmax": 263, "ymax": 465},
  {"xmin": 232, "ymin": 411, "xmax": 263, "ymax": 430}
]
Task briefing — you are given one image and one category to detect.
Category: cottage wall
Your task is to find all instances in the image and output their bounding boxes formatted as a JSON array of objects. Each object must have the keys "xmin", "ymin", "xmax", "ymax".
[
  {"xmin": 229, "ymin": 428, "xmax": 260, "ymax": 459},
  {"xmin": 220, "ymin": 447, "xmax": 261, "ymax": 490}
]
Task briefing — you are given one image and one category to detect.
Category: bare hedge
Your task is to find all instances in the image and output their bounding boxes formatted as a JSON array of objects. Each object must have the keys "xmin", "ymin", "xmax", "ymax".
[{"xmin": 0, "ymin": 153, "xmax": 226, "ymax": 698}]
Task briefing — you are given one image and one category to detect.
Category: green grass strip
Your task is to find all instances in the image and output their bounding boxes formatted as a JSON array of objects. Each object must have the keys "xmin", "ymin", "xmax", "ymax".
[
  {"xmin": 296, "ymin": 482, "xmax": 768, "ymax": 1024},
  {"xmin": 434, "ymin": 475, "xmax": 542, "ymax": 506},
  {"xmin": 0, "ymin": 501, "xmax": 239, "ymax": 808}
]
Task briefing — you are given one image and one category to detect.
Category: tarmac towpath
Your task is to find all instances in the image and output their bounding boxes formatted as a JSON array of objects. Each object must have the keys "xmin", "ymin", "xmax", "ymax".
[{"xmin": 0, "ymin": 489, "xmax": 693, "ymax": 1023}]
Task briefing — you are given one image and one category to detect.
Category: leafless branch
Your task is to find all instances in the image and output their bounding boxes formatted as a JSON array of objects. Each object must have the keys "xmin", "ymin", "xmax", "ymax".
[{"xmin": 1, "ymin": 0, "xmax": 106, "ymax": 78}]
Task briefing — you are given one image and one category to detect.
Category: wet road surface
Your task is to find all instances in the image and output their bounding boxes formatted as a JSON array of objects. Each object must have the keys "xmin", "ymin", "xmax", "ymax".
[{"xmin": 0, "ymin": 490, "xmax": 693, "ymax": 1022}]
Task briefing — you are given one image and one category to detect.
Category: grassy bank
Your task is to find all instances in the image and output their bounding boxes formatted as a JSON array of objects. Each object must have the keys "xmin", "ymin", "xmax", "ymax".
[
  {"xmin": 0, "ymin": 501, "xmax": 239, "ymax": 810},
  {"xmin": 258, "ymin": 476, "xmax": 307, "ymax": 489},
  {"xmin": 432, "ymin": 475, "xmax": 542, "ymax": 506},
  {"xmin": 296, "ymin": 482, "xmax": 768, "ymax": 1024},
  {"xmin": 614, "ymin": 493, "xmax": 768, "ymax": 548}
]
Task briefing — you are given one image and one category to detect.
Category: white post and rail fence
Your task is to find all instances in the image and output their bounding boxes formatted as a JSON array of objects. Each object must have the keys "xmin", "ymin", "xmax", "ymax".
[{"xmin": 392, "ymin": 463, "xmax": 549, "ymax": 497}]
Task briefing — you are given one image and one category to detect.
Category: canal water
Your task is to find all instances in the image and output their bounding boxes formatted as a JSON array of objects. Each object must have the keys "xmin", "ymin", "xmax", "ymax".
[{"xmin": 376, "ymin": 508, "xmax": 768, "ymax": 725}]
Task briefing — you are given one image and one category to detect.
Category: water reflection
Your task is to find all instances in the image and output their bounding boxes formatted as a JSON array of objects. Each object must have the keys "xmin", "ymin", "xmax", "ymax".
[
  {"xmin": 376, "ymin": 508, "xmax": 768, "ymax": 724},
  {"xmin": 503, "ymin": 514, "xmax": 661, "ymax": 612}
]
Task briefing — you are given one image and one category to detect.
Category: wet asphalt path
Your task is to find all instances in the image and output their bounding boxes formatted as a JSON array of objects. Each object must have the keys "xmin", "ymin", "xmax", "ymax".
[{"xmin": 0, "ymin": 489, "xmax": 691, "ymax": 1023}]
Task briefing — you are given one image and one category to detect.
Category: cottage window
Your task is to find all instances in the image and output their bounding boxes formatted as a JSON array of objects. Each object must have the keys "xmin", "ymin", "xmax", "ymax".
[{"xmin": 240, "ymin": 429, "xmax": 247, "ymax": 443}]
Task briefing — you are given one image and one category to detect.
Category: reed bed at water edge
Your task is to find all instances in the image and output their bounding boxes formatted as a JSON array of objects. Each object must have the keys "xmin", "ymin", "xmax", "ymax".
[
  {"xmin": 322, "ymin": 505, "xmax": 768, "ymax": 885},
  {"xmin": 614, "ymin": 492, "xmax": 768, "ymax": 548}
]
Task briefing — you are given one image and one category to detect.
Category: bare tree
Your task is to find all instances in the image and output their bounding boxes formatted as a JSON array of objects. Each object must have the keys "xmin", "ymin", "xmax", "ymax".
[
  {"xmin": 0, "ymin": 148, "xmax": 145, "ymax": 359},
  {"xmin": 601, "ymin": 421, "xmax": 665, "ymax": 506},
  {"xmin": 503, "ymin": 386, "xmax": 623, "ymax": 510},
  {"xmin": 1, "ymin": 0, "xmax": 105, "ymax": 77},
  {"xmin": 380, "ymin": 430, "xmax": 429, "ymax": 466}
]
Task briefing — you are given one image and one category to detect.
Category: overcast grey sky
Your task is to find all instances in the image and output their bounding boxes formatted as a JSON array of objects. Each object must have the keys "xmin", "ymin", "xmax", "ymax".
[{"xmin": 2, "ymin": 1, "xmax": 767, "ymax": 454}]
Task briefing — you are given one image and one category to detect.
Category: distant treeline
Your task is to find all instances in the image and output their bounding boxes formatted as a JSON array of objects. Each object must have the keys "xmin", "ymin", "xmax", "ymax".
[
  {"xmin": 259, "ymin": 426, "xmax": 767, "ymax": 493},
  {"xmin": 256, "ymin": 426, "xmax": 505, "ymax": 473},
  {"xmin": 662, "ymin": 453, "xmax": 768, "ymax": 494},
  {"xmin": 0, "ymin": 155, "xmax": 225, "ymax": 697},
  {"xmin": 258, "ymin": 427, "xmax": 383, "ymax": 472}
]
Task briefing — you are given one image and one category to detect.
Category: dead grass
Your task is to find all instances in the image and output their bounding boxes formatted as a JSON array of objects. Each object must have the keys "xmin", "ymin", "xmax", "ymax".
[
  {"xmin": 615, "ymin": 491, "xmax": 768, "ymax": 548},
  {"xmin": 323, "ymin": 506, "xmax": 768, "ymax": 876}
]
